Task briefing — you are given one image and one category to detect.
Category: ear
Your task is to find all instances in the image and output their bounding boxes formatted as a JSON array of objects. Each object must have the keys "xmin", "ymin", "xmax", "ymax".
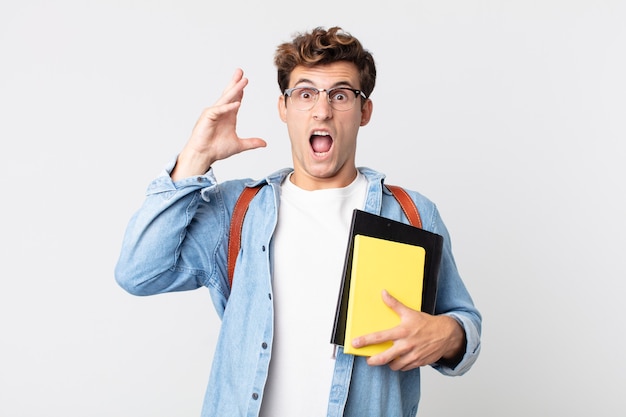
[
  {"xmin": 278, "ymin": 95, "xmax": 287, "ymax": 123},
  {"xmin": 359, "ymin": 99, "xmax": 373, "ymax": 126}
]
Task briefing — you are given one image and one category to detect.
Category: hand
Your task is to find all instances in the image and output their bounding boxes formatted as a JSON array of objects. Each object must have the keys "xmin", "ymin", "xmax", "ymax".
[
  {"xmin": 351, "ymin": 290, "xmax": 466, "ymax": 372},
  {"xmin": 171, "ymin": 69, "xmax": 267, "ymax": 180}
]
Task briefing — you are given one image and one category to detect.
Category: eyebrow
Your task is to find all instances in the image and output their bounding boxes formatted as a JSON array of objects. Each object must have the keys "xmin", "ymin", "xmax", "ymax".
[{"xmin": 291, "ymin": 78, "xmax": 356, "ymax": 89}]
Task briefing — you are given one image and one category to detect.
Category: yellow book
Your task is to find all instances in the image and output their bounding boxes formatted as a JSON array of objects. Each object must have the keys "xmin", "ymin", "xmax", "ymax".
[{"xmin": 343, "ymin": 234, "xmax": 426, "ymax": 356}]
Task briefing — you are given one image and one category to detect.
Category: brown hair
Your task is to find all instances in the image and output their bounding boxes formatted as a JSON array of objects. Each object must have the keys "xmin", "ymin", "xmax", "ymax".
[{"xmin": 274, "ymin": 26, "xmax": 376, "ymax": 99}]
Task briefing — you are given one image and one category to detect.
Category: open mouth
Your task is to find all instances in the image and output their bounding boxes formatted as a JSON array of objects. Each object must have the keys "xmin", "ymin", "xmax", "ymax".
[{"xmin": 310, "ymin": 131, "xmax": 333, "ymax": 156}]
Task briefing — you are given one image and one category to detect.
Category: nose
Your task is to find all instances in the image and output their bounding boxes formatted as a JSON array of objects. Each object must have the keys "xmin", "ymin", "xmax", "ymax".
[{"xmin": 312, "ymin": 91, "xmax": 333, "ymax": 120}]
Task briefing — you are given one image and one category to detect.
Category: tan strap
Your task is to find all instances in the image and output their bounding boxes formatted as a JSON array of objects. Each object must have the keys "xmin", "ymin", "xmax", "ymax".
[
  {"xmin": 226, "ymin": 183, "xmax": 422, "ymax": 288},
  {"xmin": 227, "ymin": 185, "xmax": 263, "ymax": 288},
  {"xmin": 386, "ymin": 184, "xmax": 423, "ymax": 228}
]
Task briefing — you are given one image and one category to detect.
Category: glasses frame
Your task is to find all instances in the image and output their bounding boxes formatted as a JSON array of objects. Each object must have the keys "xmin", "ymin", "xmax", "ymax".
[{"xmin": 283, "ymin": 86, "xmax": 367, "ymax": 111}]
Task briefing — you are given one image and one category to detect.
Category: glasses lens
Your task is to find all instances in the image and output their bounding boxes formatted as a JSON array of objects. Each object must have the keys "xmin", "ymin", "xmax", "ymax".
[
  {"xmin": 328, "ymin": 88, "xmax": 355, "ymax": 111},
  {"xmin": 290, "ymin": 87, "xmax": 318, "ymax": 110}
]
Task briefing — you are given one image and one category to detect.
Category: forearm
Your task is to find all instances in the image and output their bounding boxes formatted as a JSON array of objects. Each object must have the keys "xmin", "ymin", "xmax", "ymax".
[
  {"xmin": 114, "ymin": 172, "xmax": 220, "ymax": 296},
  {"xmin": 429, "ymin": 207, "xmax": 482, "ymax": 374}
]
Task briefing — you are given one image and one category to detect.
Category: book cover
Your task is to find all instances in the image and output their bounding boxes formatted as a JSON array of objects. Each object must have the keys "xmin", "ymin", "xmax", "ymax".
[
  {"xmin": 331, "ymin": 209, "xmax": 443, "ymax": 354},
  {"xmin": 343, "ymin": 235, "xmax": 426, "ymax": 356}
]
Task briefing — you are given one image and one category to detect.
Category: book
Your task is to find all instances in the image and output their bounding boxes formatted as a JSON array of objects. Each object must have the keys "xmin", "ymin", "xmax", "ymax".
[
  {"xmin": 343, "ymin": 235, "xmax": 426, "ymax": 355},
  {"xmin": 331, "ymin": 209, "xmax": 443, "ymax": 356}
]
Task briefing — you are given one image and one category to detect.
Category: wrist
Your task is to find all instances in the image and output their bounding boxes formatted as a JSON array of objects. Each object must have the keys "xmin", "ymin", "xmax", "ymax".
[
  {"xmin": 171, "ymin": 148, "xmax": 215, "ymax": 181},
  {"xmin": 439, "ymin": 316, "xmax": 466, "ymax": 367}
]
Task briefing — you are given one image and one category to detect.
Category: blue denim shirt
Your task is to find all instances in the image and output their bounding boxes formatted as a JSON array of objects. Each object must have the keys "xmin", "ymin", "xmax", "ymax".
[{"xmin": 115, "ymin": 165, "xmax": 482, "ymax": 417}]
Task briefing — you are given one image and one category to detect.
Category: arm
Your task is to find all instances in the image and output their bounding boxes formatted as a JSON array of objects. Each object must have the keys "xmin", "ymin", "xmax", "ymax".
[
  {"xmin": 351, "ymin": 203, "xmax": 482, "ymax": 374},
  {"xmin": 115, "ymin": 69, "xmax": 266, "ymax": 296}
]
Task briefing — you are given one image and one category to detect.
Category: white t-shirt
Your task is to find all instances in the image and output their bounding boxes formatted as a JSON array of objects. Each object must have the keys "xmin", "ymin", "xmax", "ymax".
[{"xmin": 259, "ymin": 172, "xmax": 367, "ymax": 417}]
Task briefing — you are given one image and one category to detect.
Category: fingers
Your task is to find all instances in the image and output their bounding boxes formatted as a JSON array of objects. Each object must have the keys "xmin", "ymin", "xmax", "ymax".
[
  {"xmin": 381, "ymin": 289, "xmax": 409, "ymax": 315},
  {"xmin": 350, "ymin": 290, "xmax": 409, "ymax": 352},
  {"xmin": 201, "ymin": 69, "xmax": 249, "ymax": 125},
  {"xmin": 363, "ymin": 338, "xmax": 429, "ymax": 371},
  {"xmin": 351, "ymin": 329, "xmax": 394, "ymax": 351},
  {"xmin": 197, "ymin": 100, "xmax": 241, "ymax": 125},
  {"xmin": 214, "ymin": 68, "xmax": 248, "ymax": 107},
  {"xmin": 237, "ymin": 137, "xmax": 268, "ymax": 152}
]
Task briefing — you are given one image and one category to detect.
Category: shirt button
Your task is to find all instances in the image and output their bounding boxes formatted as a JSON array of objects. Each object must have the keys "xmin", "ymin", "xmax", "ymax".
[
  {"xmin": 196, "ymin": 176, "xmax": 203, "ymax": 182},
  {"xmin": 262, "ymin": 342, "xmax": 268, "ymax": 349},
  {"xmin": 262, "ymin": 245, "xmax": 266, "ymax": 251},
  {"xmin": 252, "ymin": 393, "xmax": 259, "ymax": 400}
]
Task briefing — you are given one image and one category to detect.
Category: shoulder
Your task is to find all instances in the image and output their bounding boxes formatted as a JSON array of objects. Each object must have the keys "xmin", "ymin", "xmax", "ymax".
[
  {"xmin": 381, "ymin": 184, "xmax": 448, "ymax": 236},
  {"xmin": 205, "ymin": 168, "xmax": 291, "ymax": 211}
]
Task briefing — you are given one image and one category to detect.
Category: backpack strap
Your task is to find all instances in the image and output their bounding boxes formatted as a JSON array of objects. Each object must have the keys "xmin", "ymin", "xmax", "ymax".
[
  {"xmin": 226, "ymin": 182, "xmax": 422, "ymax": 288},
  {"xmin": 227, "ymin": 184, "xmax": 264, "ymax": 288},
  {"xmin": 385, "ymin": 184, "xmax": 423, "ymax": 229}
]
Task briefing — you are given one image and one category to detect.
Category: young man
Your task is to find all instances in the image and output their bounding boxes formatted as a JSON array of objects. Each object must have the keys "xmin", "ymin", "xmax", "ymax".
[{"xmin": 115, "ymin": 26, "xmax": 481, "ymax": 417}]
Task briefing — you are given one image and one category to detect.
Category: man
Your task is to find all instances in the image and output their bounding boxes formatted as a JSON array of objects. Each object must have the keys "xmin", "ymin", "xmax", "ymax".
[{"xmin": 115, "ymin": 26, "xmax": 481, "ymax": 417}]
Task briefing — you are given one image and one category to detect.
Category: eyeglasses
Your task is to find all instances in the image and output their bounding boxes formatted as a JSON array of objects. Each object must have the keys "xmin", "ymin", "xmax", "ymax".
[{"xmin": 283, "ymin": 86, "xmax": 367, "ymax": 111}]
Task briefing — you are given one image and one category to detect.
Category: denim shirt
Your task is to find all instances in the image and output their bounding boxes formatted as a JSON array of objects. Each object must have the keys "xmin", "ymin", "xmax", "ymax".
[{"xmin": 115, "ymin": 165, "xmax": 482, "ymax": 417}]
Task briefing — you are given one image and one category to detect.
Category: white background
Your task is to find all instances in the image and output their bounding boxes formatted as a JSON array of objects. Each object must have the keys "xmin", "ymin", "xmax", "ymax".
[{"xmin": 1, "ymin": 1, "xmax": 625, "ymax": 416}]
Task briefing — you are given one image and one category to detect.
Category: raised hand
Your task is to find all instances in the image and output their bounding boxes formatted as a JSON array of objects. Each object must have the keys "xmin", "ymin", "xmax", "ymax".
[{"xmin": 171, "ymin": 68, "xmax": 267, "ymax": 180}]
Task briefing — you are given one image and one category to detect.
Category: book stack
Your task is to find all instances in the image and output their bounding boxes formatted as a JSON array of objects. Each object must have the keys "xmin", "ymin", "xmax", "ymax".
[{"xmin": 331, "ymin": 209, "xmax": 443, "ymax": 356}]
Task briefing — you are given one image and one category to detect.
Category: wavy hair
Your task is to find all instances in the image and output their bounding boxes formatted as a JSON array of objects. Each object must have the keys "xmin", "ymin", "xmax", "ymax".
[{"xmin": 274, "ymin": 26, "xmax": 376, "ymax": 99}]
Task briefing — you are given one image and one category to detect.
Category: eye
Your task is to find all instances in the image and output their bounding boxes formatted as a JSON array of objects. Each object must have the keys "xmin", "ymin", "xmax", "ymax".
[
  {"xmin": 329, "ymin": 89, "xmax": 350, "ymax": 102},
  {"xmin": 297, "ymin": 88, "xmax": 317, "ymax": 101}
]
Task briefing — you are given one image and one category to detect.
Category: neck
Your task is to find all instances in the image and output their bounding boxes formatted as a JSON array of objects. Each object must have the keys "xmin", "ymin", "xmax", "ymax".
[{"xmin": 290, "ymin": 168, "xmax": 358, "ymax": 191}]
